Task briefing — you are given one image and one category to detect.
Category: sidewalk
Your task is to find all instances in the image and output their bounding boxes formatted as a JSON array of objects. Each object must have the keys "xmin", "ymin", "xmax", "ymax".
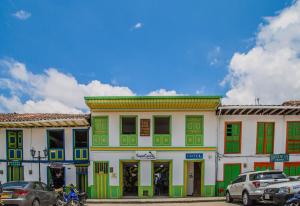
[{"xmin": 87, "ymin": 197, "xmax": 225, "ymax": 204}]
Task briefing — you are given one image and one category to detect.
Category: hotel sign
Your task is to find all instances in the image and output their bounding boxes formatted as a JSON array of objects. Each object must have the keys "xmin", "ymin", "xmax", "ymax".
[
  {"xmin": 135, "ymin": 151, "xmax": 156, "ymax": 160},
  {"xmin": 270, "ymin": 154, "xmax": 289, "ymax": 162},
  {"xmin": 186, "ymin": 153, "xmax": 203, "ymax": 160},
  {"xmin": 140, "ymin": 119, "xmax": 150, "ymax": 136}
]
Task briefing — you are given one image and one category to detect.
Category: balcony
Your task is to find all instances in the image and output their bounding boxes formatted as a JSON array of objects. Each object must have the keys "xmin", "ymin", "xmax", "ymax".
[
  {"xmin": 8, "ymin": 149, "xmax": 22, "ymax": 160},
  {"xmin": 74, "ymin": 148, "xmax": 89, "ymax": 160},
  {"xmin": 49, "ymin": 148, "xmax": 64, "ymax": 161}
]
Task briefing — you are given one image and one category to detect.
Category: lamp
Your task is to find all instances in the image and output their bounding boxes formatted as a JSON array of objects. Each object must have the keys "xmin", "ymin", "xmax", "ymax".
[
  {"xmin": 30, "ymin": 148, "xmax": 36, "ymax": 158},
  {"xmin": 43, "ymin": 148, "xmax": 48, "ymax": 157}
]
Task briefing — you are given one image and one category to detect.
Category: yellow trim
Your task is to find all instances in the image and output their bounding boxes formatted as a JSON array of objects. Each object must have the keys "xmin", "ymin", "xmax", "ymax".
[
  {"xmin": 91, "ymin": 147, "xmax": 216, "ymax": 151},
  {"xmin": 183, "ymin": 160, "xmax": 205, "ymax": 197}
]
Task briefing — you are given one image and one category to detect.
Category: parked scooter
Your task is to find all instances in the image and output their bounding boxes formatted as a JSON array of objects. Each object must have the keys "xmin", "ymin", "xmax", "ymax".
[
  {"xmin": 55, "ymin": 184, "xmax": 86, "ymax": 206},
  {"xmin": 285, "ymin": 193, "xmax": 300, "ymax": 206}
]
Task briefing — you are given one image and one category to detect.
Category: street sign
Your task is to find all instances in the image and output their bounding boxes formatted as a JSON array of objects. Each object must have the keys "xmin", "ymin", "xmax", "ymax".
[
  {"xmin": 270, "ymin": 154, "xmax": 289, "ymax": 162},
  {"xmin": 186, "ymin": 153, "xmax": 203, "ymax": 159}
]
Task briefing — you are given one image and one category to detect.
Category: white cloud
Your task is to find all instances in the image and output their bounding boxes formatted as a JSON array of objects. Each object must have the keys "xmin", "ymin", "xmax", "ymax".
[
  {"xmin": 148, "ymin": 89, "xmax": 181, "ymax": 96},
  {"xmin": 222, "ymin": 0, "xmax": 300, "ymax": 104},
  {"xmin": 208, "ymin": 46, "xmax": 221, "ymax": 66},
  {"xmin": 132, "ymin": 22, "xmax": 143, "ymax": 30},
  {"xmin": 0, "ymin": 59, "xmax": 135, "ymax": 113},
  {"xmin": 13, "ymin": 10, "xmax": 31, "ymax": 20}
]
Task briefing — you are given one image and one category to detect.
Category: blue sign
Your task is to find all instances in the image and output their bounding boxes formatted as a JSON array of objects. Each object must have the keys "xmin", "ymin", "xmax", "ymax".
[
  {"xmin": 186, "ymin": 153, "xmax": 203, "ymax": 159},
  {"xmin": 270, "ymin": 154, "xmax": 289, "ymax": 162}
]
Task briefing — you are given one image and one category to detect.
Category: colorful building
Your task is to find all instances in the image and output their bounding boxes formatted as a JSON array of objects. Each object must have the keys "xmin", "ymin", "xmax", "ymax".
[
  {"xmin": 0, "ymin": 113, "xmax": 90, "ymax": 193},
  {"xmin": 85, "ymin": 96, "xmax": 221, "ymax": 198},
  {"xmin": 216, "ymin": 103, "xmax": 300, "ymax": 196},
  {"xmin": 0, "ymin": 97, "xmax": 300, "ymax": 199}
]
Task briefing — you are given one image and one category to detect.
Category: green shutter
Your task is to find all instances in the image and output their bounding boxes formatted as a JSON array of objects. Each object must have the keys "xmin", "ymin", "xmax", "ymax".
[
  {"xmin": 225, "ymin": 123, "xmax": 241, "ymax": 153},
  {"xmin": 287, "ymin": 122, "xmax": 300, "ymax": 153},
  {"xmin": 186, "ymin": 116, "xmax": 204, "ymax": 146},
  {"xmin": 257, "ymin": 123, "xmax": 265, "ymax": 154},
  {"xmin": 120, "ymin": 117, "xmax": 138, "ymax": 146},
  {"xmin": 92, "ymin": 116, "xmax": 109, "ymax": 146},
  {"xmin": 224, "ymin": 164, "xmax": 240, "ymax": 189},
  {"xmin": 265, "ymin": 123, "xmax": 274, "ymax": 153}
]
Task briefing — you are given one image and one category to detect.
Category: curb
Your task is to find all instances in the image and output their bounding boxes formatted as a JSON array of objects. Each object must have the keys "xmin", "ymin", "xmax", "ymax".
[{"xmin": 87, "ymin": 197, "xmax": 225, "ymax": 204}]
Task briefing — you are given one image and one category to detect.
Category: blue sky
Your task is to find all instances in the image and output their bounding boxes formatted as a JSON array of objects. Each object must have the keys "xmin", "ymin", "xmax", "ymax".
[{"xmin": 1, "ymin": 0, "xmax": 300, "ymax": 113}]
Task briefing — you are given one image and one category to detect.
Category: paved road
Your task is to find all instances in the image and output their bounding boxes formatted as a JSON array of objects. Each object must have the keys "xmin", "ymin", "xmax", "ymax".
[{"xmin": 88, "ymin": 201, "xmax": 271, "ymax": 206}]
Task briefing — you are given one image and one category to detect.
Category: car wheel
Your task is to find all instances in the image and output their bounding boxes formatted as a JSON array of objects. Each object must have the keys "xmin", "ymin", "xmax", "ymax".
[
  {"xmin": 32, "ymin": 199, "xmax": 40, "ymax": 206},
  {"xmin": 225, "ymin": 191, "xmax": 233, "ymax": 203},
  {"xmin": 242, "ymin": 191, "xmax": 253, "ymax": 206}
]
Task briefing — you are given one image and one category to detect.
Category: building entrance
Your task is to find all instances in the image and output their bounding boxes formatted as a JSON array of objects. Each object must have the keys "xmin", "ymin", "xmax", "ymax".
[
  {"xmin": 153, "ymin": 162, "xmax": 170, "ymax": 196},
  {"xmin": 122, "ymin": 162, "xmax": 139, "ymax": 196},
  {"xmin": 186, "ymin": 161, "xmax": 202, "ymax": 196}
]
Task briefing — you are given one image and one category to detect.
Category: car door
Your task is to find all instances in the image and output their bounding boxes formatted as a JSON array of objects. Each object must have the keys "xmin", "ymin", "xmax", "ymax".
[
  {"xmin": 34, "ymin": 182, "xmax": 48, "ymax": 205},
  {"xmin": 235, "ymin": 175, "xmax": 246, "ymax": 198},
  {"xmin": 229, "ymin": 177, "xmax": 241, "ymax": 197}
]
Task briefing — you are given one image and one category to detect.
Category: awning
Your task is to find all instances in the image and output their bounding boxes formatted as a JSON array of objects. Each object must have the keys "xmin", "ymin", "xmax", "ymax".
[
  {"xmin": 85, "ymin": 96, "xmax": 222, "ymax": 111},
  {"xmin": 217, "ymin": 105, "xmax": 300, "ymax": 115}
]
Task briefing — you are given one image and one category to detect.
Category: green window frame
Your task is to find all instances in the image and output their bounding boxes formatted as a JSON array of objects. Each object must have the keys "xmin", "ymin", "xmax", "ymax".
[
  {"xmin": 120, "ymin": 116, "xmax": 138, "ymax": 146},
  {"xmin": 185, "ymin": 115, "xmax": 204, "ymax": 146},
  {"xmin": 256, "ymin": 122, "xmax": 274, "ymax": 154},
  {"xmin": 92, "ymin": 116, "xmax": 109, "ymax": 146},
  {"xmin": 153, "ymin": 116, "xmax": 171, "ymax": 146},
  {"xmin": 286, "ymin": 122, "xmax": 300, "ymax": 154},
  {"xmin": 47, "ymin": 130, "xmax": 65, "ymax": 161},
  {"xmin": 7, "ymin": 130, "xmax": 23, "ymax": 160},
  {"xmin": 224, "ymin": 122, "xmax": 241, "ymax": 154}
]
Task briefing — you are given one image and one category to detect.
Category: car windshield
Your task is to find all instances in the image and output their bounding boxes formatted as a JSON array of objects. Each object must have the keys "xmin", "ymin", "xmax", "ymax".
[
  {"xmin": 2, "ymin": 182, "xmax": 28, "ymax": 189},
  {"xmin": 252, "ymin": 172, "xmax": 286, "ymax": 180}
]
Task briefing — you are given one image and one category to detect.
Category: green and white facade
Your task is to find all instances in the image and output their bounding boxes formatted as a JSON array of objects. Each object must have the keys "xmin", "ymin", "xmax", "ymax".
[{"xmin": 85, "ymin": 96, "xmax": 221, "ymax": 198}]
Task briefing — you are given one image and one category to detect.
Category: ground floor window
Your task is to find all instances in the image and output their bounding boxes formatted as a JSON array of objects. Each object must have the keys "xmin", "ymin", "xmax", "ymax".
[{"xmin": 7, "ymin": 166, "xmax": 24, "ymax": 182}]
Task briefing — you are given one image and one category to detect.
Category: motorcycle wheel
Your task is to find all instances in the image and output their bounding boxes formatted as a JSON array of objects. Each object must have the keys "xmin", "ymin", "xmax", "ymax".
[{"xmin": 288, "ymin": 203, "xmax": 300, "ymax": 206}]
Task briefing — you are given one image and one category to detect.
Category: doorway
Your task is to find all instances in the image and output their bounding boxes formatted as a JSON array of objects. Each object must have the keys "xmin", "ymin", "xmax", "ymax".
[
  {"xmin": 48, "ymin": 164, "xmax": 65, "ymax": 189},
  {"xmin": 153, "ymin": 162, "xmax": 170, "ymax": 196},
  {"xmin": 185, "ymin": 161, "xmax": 204, "ymax": 196},
  {"xmin": 121, "ymin": 162, "xmax": 139, "ymax": 196}
]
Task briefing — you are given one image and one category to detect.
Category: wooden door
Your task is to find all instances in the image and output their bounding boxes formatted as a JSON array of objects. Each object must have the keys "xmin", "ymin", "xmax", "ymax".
[
  {"xmin": 193, "ymin": 162, "xmax": 201, "ymax": 196},
  {"xmin": 94, "ymin": 162, "xmax": 109, "ymax": 198}
]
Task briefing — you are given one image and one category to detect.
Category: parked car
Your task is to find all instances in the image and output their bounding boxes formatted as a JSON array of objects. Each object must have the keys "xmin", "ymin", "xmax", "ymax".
[
  {"xmin": 225, "ymin": 170, "xmax": 289, "ymax": 206},
  {"xmin": 263, "ymin": 179, "xmax": 300, "ymax": 205},
  {"xmin": 0, "ymin": 181, "xmax": 58, "ymax": 206}
]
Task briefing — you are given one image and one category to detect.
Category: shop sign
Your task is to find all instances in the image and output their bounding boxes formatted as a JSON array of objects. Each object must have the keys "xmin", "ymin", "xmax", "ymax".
[
  {"xmin": 270, "ymin": 154, "xmax": 289, "ymax": 162},
  {"xmin": 135, "ymin": 151, "xmax": 156, "ymax": 160},
  {"xmin": 186, "ymin": 153, "xmax": 203, "ymax": 160},
  {"xmin": 140, "ymin": 119, "xmax": 150, "ymax": 136}
]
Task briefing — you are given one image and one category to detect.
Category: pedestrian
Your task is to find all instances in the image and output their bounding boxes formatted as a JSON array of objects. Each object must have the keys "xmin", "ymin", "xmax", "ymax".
[{"xmin": 154, "ymin": 174, "xmax": 160, "ymax": 196}]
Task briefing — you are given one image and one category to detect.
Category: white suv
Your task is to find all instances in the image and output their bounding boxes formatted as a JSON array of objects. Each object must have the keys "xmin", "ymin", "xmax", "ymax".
[{"xmin": 225, "ymin": 170, "xmax": 289, "ymax": 206}]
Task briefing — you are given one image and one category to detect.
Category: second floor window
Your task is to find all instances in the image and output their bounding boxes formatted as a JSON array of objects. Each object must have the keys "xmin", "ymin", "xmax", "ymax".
[
  {"xmin": 74, "ymin": 130, "xmax": 88, "ymax": 148},
  {"xmin": 225, "ymin": 122, "xmax": 241, "ymax": 154},
  {"xmin": 121, "ymin": 117, "xmax": 136, "ymax": 135},
  {"xmin": 48, "ymin": 130, "xmax": 64, "ymax": 148},
  {"xmin": 154, "ymin": 117, "xmax": 170, "ymax": 135},
  {"xmin": 287, "ymin": 122, "xmax": 300, "ymax": 153},
  {"xmin": 256, "ymin": 122, "xmax": 274, "ymax": 154}
]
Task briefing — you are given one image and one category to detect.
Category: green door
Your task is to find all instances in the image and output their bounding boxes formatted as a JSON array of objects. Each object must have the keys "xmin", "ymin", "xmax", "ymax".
[
  {"xmin": 7, "ymin": 166, "xmax": 24, "ymax": 182},
  {"xmin": 224, "ymin": 164, "xmax": 241, "ymax": 189},
  {"xmin": 94, "ymin": 162, "xmax": 109, "ymax": 198},
  {"xmin": 76, "ymin": 167, "xmax": 88, "ymax": 192}
]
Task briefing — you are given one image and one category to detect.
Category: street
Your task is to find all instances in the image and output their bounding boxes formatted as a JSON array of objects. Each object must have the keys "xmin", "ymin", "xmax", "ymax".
[{"xmin": 88, "ymin": 201, "xmax": 272, "ymax": 206}]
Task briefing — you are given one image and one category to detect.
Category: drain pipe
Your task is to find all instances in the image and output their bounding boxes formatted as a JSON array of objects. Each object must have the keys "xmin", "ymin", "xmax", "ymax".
[{"xmin": 215, "ymin": 107, "xmax": 221, "ymax": 196}]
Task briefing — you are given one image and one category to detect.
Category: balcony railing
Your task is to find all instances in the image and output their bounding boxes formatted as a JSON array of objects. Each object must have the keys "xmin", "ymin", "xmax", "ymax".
[
  {"xmin": 49, "ymin": 148, "xmax": 64, "ymax": 161},
  {"xmin": 8, "ymin": 149, "xmax": 22, "ymax": 160},
  {"xmin": 74, "ymin": 148, "xmax": 88, "ymax": 160}
]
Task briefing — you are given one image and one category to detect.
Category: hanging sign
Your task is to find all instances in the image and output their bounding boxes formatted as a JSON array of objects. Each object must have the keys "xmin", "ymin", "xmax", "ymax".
[
  {"xmin": 186, "ymin": 153, "xmax": 203, "ymax": 160},
  {"xmin": 135, "ymin": 151, "xmax": 156, "ymax": 160},
  {"xmin": 270, "ymin": 154, "xmax": 289, "ymax": 162},
  {"xmin": 140, "ymin": 119, "xmax": 150, "ymax": 136}
]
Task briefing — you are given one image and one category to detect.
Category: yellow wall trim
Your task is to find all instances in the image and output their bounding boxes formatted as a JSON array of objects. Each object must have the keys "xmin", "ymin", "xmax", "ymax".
[{"xmin": 90, "ymin": 147, "xmax": 216, "ymax": 151}]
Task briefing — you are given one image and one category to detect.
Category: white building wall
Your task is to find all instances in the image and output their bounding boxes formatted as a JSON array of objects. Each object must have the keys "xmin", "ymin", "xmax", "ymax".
[{"xmin": 217, "ymin": 115, "xmax": 300, "ymax": 181}]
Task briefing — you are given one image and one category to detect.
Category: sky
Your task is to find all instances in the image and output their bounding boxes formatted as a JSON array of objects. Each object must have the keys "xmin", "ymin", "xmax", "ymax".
[{"xmin": 0, "ymin": 0, "xmax": 300, "ymax": 113}]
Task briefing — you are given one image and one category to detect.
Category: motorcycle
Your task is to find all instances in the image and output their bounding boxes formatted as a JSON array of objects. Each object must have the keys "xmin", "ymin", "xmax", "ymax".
[
  {"xmin": 285, "ymin": 193, "xmax": 300, "ymax": 206},
  {"xmin": 55, "ymin": 184, "xmax": 86, "ymax": 206}
]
